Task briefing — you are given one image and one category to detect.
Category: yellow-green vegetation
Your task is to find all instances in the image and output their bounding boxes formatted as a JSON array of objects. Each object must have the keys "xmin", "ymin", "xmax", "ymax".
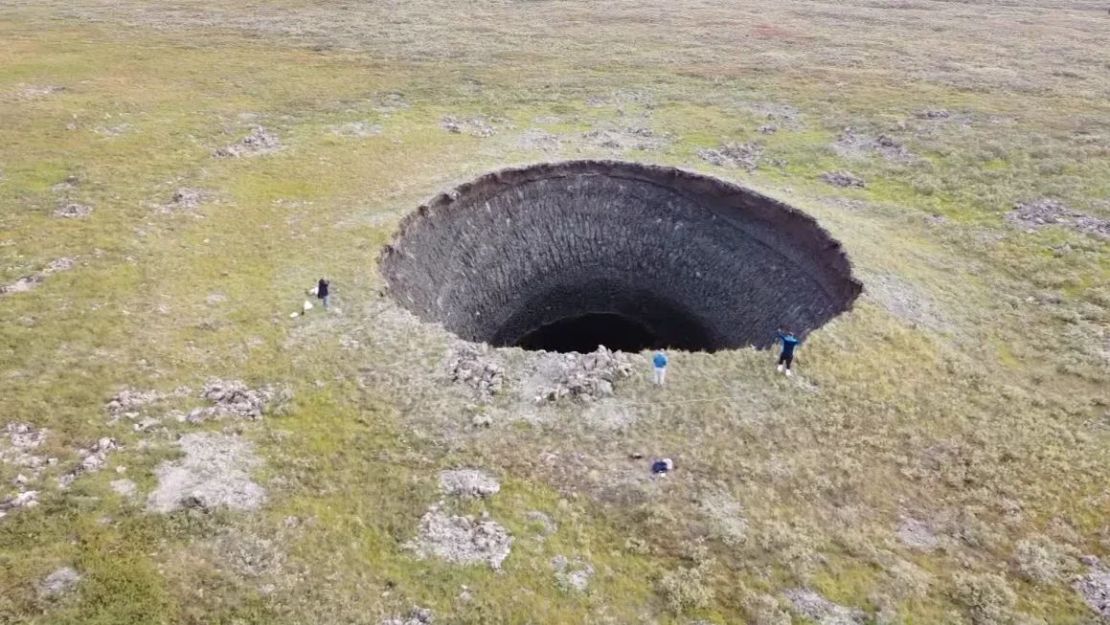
[{"xmin": 1, "ymin": 1, "xmax": 1108, "ymax": 624}]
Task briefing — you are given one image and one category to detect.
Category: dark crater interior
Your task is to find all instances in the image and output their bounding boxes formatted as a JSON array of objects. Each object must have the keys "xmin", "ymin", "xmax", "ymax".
[{"xmin": 380, "ymin": 160, "xmax": 862, "ymax": 353}]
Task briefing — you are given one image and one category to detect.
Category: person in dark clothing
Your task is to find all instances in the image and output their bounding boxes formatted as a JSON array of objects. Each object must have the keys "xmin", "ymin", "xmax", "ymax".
[
  {"xmin": 774, "ymin": 327, "xmax": 800, "ymax": 376},
  {"xmin": 317, "ymin": 278, "xmax": 330, "ymax": 310}
]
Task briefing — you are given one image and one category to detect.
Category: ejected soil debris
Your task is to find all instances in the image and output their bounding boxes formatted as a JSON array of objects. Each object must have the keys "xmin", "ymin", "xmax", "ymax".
[
  {"xmin": 445, "ymin": 344, "xmax": 504, "ymax": 400},
  {"xmin": 1006, "ymin": 199, "xmax": 1110, "ymax": 238},
  {"xmin": 533, "ymin": 347, "xmax": 633, "ymax": 403},
  {"xmin": 13, "ymin": 84, "xmax": 65, "ymax": 100},
  {"xmin": 214, "ymin": 126, "xmax": 281, "ymax": 157},
  {"xmin": 821, "ymin": 171, "xmax": 866, "ymax": 188},
  {"xmin": 329, "ymin": 121, "xmax": 382, "ymax": 137},
  {"xmin": 517, "ymin": 128, "xmax": 562, "ymax": 152},
  {"xmin": 784, "ymin": 588, "xmax": 866, "ymax": 624},
  {"xmin": 833, "ymin": 127, "xmax": 913, "ymax": 162},
  {"xmin": 1, "ymin": 257, "xmax": 75, "ymax": 296},
  {"xmin": 147, "ymin": 432, "xmax": 266, "ymax": 513},
  {"xmin": 438, "ymin": 469, "xmax": 501, "ymax": 498},
  {"xmin": 441, "ymin": 116, "xmax": 496, "ymax": 137},
  {"xmin": 53, "ymin": 202, "xmax": 93, "ymax": 219},
  {"xmin": 183, "ymin": 379, "xmax": 288, "ymax": 423},
  {"xmin": 406, "ymin": 507, "xmax": 513, "ymax": 569},
  {"xmin": 58, "ymin": 437, "xmax": 119, "ymax": 489},
  {"xmin": 896, "ymin": 517, "xmax": 941, "ymax": 551},
  {"xmin": 1074, "ymin": 560, "xmax": 1110, "ymax": 619},
  {"xmin": 697, "ymin": 142, "xmax": 763, "ymax": 170},
  {"xmin": 551, "ymin": 555, "xmax": 594, "ymax": 592},
  {"xmin": 582, "ymin": 126, "xmax": 669, "ymax": 152},
  {"xmin": 38, "ymin": 566, "xmax": 81, "ymax": 599},
  {"xmin": 916, "ymin": 109, "xmax": 952, "ymax": 120},
  {"xmin": 161, "ymin": 187, "xmax": 205, "ymax": 211},
  {"xmin": 381, "ymin": 607, "xmax": 435, "ymax": 625},
  {"xmin": 1, "ymin": 422, "xmax": 50, "ymax": 472}
]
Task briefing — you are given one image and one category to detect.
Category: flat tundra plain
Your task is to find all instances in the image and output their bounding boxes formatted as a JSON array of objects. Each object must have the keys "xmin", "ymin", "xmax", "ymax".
[{"xmin": 0, "ymin": 1, "xmax": 1108, "ymax": 624}]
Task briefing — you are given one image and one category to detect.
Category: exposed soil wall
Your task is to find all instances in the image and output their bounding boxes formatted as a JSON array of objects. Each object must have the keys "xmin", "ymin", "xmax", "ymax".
[{"xmin": 380, "ymin": 160, "xmax": 862, "ymax": 352}]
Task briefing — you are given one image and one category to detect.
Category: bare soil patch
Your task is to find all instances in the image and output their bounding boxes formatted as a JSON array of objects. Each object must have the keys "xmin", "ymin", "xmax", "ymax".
[{"xmin": 146, "ymin": 432, "xmax": 266, "ymax": 513}]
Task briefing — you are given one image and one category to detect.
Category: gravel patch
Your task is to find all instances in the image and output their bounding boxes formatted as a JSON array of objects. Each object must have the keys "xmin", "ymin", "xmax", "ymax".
[
  {"xmin": 147, "ymin": 432, "xmax": 266, "ymax": 513},
  {"xmin": 438, "ymin": 469, "xmax": 501, "ymax": 498},
  {"xmin": 406, "ymin": 507, "xmax": 512, "ymax": 569}
]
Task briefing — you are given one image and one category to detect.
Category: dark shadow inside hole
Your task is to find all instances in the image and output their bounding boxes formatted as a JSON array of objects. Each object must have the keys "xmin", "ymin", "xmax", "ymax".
[{"xmin": 514, "ymin": 313, "xmax": 660, "ymax": 354}]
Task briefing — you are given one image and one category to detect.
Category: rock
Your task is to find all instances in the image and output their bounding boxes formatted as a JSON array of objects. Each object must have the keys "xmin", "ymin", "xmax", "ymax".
[
  {"xmin": 534, "ymin": 346, "xmax": 633, "ymax": 403},
  {"xmin": 38, "ymin": 566, "xmax": 81, "ymax": 598},
  {"xmin": 821, "ymin": 171, "xmax": 866, "ymax": 188},
  {"xmin": 697, "ymin": 142, "xmax": 764, "ymax": 170},
  {"xmin": 214, "ymin": 126, "xmax": 281, "ymax": 157},
  {"xmin": 445, "ymin": 345, "xmax": 504, "ymax": 401},
  {"xmin": 146, "ymin": 432, "xmax": 266, "ymax": 513},
  {"xmin": 1075, "ymin": 563, "xmax": 1110, "ymax": 619},
  {"xmin": 784, "ymin": 588, "xmax": 866, "ymax": 625},
  {"xmin": 406, "ymin": 507, "xmax": 512, "ymax": 569},
  {"xmin": 53, "ymin": 203, "xmax": 93, "ymax": 218},
  {"xmin": 551, "ymin": 554, "xmax": 594, "ymax": 592},
  {"xmin": 0, "ymin": 489, "xmax": 40, "ymax": 518},
  {"xmin": 185, "ymin": 379, "xmax": 286, "ymax": 422},
  {"xmin": 438, "ymin": 469, "xmax": 500, "ymax": 498}
]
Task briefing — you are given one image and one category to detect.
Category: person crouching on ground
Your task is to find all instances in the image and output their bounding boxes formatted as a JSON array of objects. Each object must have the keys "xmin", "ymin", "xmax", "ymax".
[
  {"xmin": 774, "ymin": 327, "xmax": 800, "ymax": 376},
  {"xmin": 652, "ymin": 350, "xmax": 668, "ymax": 385},
  {"xmin": 317, "ymin": 277, "xmax": 330, "ymax": 310}
]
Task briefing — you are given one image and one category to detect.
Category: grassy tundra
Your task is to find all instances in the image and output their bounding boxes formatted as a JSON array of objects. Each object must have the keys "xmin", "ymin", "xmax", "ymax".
[{"xmin": 1, "ymin": 1, "xmax": 1108, "ymax": 623}]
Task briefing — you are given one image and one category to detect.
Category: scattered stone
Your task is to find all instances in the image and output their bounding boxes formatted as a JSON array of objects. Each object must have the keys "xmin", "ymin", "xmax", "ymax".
[
  {"xmin": 1074, "ymin": 562, "xmax": 1110, "ymax": 618},
  {"xmin": 1, "ymin": 258, "xmax": 75, "ymax": 296},
  {"xmin": 159, "ymin": 187, "xmax": 205, "ymax": 212},
  {"xmin": 582, "ymin": 126, "xmax": 669, "ymax": 152},
  {"xmin": 697, "ymin": 142, "xmax": 763, "ymax": 170},
  {"xmin": 534, "ymin": 346, "xmax": 633, "ymax": 403},
  {"xmin": 821, "ymin": 171, "xmax": 866, "ymax": 188},
  {"xmin": 381, "ymin": 607, "xmax": 435, "ymax": 625},
  {"xmin": 329, "ymin": 121, "xmax": 383, "ymax": 137},
  {"xmin": 38, "ymin": 566, "xmax": 81, "ymax": 599},
  {"xmin": 551, "ymin": 555, "xmax": 594, "ymax": 592},
  {"xmin": 406, "ymin": 507, "xmax": 512, "ymax": 569},
  {"xmin": 0, "ymin": 490, "xmax": 40, "ymax": 519},
  {"xmin": 517, "ymin": 128, "xmax": 562, "ymax": 152},
  {"xmin": 897, "ymin": 517, "xmax": 940, "ymax": 551},
  {"xmin": 916, "ymin": 109, "xmax": 952, "ymax": 120},
  {"xmin": 1, "ymin": 422, "xmax": 48, "ymax": 470},
  {"xmin": 784, "ymin": 588, "xmax": 866, "ymax": 625},
  {"xmin": 446, "ymin": 344, "xmax": 504, "ymax": 400},
  {"xmin": 53, "ymin": 202, "xmax": 93, "ymax": 218},
  {"xmin": 214, "ymin": 126, "xmax": 281, "ymax": 157},
  {"xmin": 833, "ymin": 127, "xmax": 913, "ymax": 162},
  {"xmin": 110, "ymin": 478, "xmax": 137, "ymax": 498},
  {"xmin": 438, "ymin": 469, "xmax": 501, "ymax": 498},
  {"xmin": 184, "ymin": 379, "xmax": 286, "ymax": 423},
  {"xmin": 105, "ymin": 387, "xmax": 181, "ymax": 421},
  {"xmin": 441, "ymin": 116, "xmax": 496, "ymax": 138},
  {"xmin": 146, "ymin": 432, "xmax": 266, "ymax": 513},
  {"xmin": 1006, "ymin": 199, "xmax": 1110, "ymax": 238},
  {"xmin": 58, "ymin": 437, "xmax": 119, "ymax": 489}
]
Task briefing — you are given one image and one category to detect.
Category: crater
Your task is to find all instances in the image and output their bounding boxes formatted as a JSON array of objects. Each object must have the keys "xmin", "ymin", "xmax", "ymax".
[{"xmin": 380, "ymin": 161, "xmax": 862, "ymax": 353}]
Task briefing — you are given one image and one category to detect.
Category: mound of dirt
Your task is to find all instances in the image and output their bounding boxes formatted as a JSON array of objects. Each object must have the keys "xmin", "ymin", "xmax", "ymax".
[
  {"xmin": 697, "ymin": 142, "xmax": 763, "ymax": 170},
  {"xmin": 438, "ymin": 469, "xmax": 501, "ymax": 498},
  {"xmin": 445, "ymin": 344, "xmax": 504, "ymax": 400},
  {"xmin": 381, "ymin": 608, "xmax": 434, "ymax": 625},
  {"xmin": 1007, "ymin": 199, "xmax": 1110, "ymax": 238},
  {"xmin": 833, "ymin": 127, "xmax": 913, "ymax": 162},
  {"xmin": 406, "ymin": 507, "xmax": 512, "ymax": 569},
  {"xmin": 784, "ymin": 588, "xmax": 866, "ymax": 625},
  {"xmin": 821, "ymin": 171, "xmax": 866, "ymax": 188},
  {"xmin": 146, "ymin": 432, "xmax": 266, "ymax": 513},
  {"xmin": 214, "ymin": 126, "xmax": 281, "ymax": 157},
  {"xmin": 533, "ymin": 346, "xmax": 633, "ymax": 403},
  {"xmin": 184, "ymin": 379, "xmax": 287, "ymax": 422},
  {"xmin": 53, "ymin": 203, "xmax": 93, "ymax": 219}
]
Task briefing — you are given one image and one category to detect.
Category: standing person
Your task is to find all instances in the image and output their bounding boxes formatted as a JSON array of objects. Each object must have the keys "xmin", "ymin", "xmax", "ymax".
[
  {"xmin": 774, "ymin": 327, "xmax": 800, "ymax": 376},
  {"xmin": 317, "ymin": 278, "xmax": 330, "ymax": 310},
  {"xmin": 652, "ymin": 350, "xmax": 668, "ymax": 386}
]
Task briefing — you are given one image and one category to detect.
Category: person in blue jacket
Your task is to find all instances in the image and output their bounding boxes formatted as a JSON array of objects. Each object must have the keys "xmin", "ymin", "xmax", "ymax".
[
  {"xmin": 774, "ymin": 327, "xmax": 800, "ymax": 376},
  {"xmin": 652, "ymin": 350, "xmax": 668, "ymax": 386}
]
